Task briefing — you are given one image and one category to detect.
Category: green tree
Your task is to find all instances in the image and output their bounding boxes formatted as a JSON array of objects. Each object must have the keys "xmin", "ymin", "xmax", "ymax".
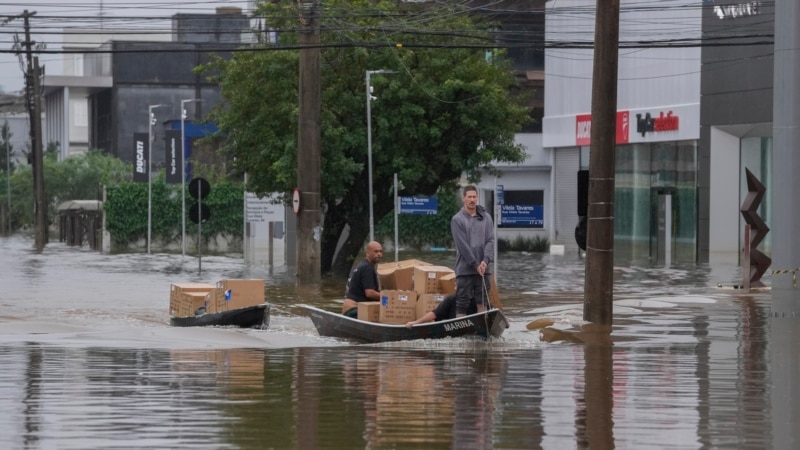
[
  {"xmin": 5, "ymin": 150, "xmax": 131, "ymax": 230},
  {"xmin": 203, "ymin": 0, "xmax": 529, "ymax": 276},
  {"xmin": 0, "ymin": 121, "xmax": 13, "ymax": 175}
]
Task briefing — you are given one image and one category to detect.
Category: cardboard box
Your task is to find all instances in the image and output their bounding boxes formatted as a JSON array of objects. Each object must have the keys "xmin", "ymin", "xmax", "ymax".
[
  {"xmin": 412, "ymin": 265, "xmax": 454, "ymax": 294},
  {"xmin": 377, "ymin": 259, "xmax": 431, "ymax": 290},
  {"xmin": 204, "ymin": 288, "xmax": 224, "ymax": 313},
  {"xmin": 169, "ymin": 283, "xmax": 214, "ymax": 316},
  {"xmin": 379, "ymin": 290, "xmax": 417, "ymax": 324},
  {"xmin": 416, "ymin": 293, "xmax": 446, "ymax": 319},
  {"xmin": 180, "ymin": 292, "xmax": 210, "ymax": 317},
  {"xmin": 439, "ymin": 272, "xmax": 457, "ymax": 294},
  {"xmin": 357, "ymin": 301, "xmax": 381, "ymax": 322},
  {"xmin": 216, "ymin": 279, "xmax": 265, "ymax": 311}
]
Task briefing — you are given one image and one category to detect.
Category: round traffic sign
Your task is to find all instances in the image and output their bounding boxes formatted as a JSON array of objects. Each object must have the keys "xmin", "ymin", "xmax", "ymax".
[
  {"xmin": 188, "ymin": 177, "xmax": 211, "ymax": 200},
  {"xmin": 292, "ymin": 188, "xmax": 302, "ymax": 215},
  {"xmin": 189, "ymin": 203, "xmax": 211, "ymax": 224}
]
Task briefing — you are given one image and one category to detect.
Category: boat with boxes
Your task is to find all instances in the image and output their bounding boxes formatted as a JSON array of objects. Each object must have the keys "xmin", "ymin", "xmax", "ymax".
[
  {"xmin": 301, "ymin": 259, "xmax": 508, "ymax": 343},
  {"xmin": 169, "ymin": 279, "xmax": 270, "ymax": 328}
]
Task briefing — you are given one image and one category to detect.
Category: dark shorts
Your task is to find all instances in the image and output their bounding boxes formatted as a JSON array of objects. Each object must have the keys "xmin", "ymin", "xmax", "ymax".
[
  {"xmin": 344, "ymin": 307, "xmax": 358, "ymax": 319},
  {"xmin": 455, "ymin": 274, "xmax": 490, "ymax": 315}
]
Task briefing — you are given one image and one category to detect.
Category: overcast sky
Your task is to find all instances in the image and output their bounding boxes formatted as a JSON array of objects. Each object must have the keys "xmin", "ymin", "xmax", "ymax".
[{"xmin": 0, "ymin": 0, "xmax": 253, "ymax": 93}]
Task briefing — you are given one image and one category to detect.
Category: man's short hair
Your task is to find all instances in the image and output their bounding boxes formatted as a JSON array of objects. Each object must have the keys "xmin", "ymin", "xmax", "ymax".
[{"xmin": 463, "ymin": 185, "xmax": 478, "ymax": 195}]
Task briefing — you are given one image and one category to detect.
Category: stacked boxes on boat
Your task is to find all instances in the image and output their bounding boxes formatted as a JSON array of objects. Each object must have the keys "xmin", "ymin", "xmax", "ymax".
[
  {"xmin": 169, "ymin": 279, "xmax": 265, "ymax": 317},
  {"xmin": 365, "ymin": 259, "xmax": 456, "ymax": 325},
  {"xmin": 169, "ymin": 283, "xmax": 215, "ymax": 317}
]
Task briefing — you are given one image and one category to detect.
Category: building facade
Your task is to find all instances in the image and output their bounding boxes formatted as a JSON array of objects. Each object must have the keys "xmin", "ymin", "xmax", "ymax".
[
  {"xmin": 701, "ymin": 2, "xmax": 774, "ymax": 264},
  {"xmin": 543, "ymin": 0, "xmax": 702, "ymax": 264}
]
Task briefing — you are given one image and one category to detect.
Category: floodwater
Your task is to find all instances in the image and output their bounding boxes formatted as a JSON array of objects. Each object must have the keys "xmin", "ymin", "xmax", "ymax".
[{"xmin": 1, "ymin": 235, "xmax": 798, "ymax": 449}]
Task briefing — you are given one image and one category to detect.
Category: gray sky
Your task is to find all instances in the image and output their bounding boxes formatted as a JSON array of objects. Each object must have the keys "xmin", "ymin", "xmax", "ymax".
[{"xmin": 0, "ymin": 0, "xmax": 253, "ymax": 93}]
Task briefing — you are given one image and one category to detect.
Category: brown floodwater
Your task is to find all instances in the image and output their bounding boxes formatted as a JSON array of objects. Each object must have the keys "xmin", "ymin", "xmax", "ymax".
[{"xmin": 0, "ymin": 235, "xmax": 797, "ymax": 449}]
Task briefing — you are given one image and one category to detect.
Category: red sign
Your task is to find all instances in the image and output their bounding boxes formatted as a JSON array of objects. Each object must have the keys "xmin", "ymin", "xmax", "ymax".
[
  {"xmin": 576, "ymin": 114, "xmax": 592, "ymax": 146},
  {"xmin": 575, "ymin": 111, "xmax": 630, "ymax": 146}
]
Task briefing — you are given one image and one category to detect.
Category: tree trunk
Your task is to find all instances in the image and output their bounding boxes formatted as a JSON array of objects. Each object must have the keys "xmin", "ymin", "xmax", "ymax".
[
  {"xmin": 320, "ymin": 200, "xmax": 346, "ymax": 274},
  {"xmin": 330, "ymin": 223, "xmax": 369, "ymax": 279}
]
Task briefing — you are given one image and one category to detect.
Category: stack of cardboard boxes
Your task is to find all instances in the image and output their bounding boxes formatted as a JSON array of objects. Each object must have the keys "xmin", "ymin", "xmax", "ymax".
[
  {"xmin": 169, "ymin": 279, "xmax": 265, "ymax": 317},
  {"xmin": 357, "ymin": 259, "xmax": 456, "ymax": 325}
]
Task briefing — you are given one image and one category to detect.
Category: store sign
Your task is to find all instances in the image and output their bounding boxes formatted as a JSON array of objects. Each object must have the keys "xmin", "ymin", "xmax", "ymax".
[
  {"xmin": 164, "ymin": 130, "xmax": 181, "ymax": 184},
  {"xmin": 714, "ymin": 2, "xmax": 762, "ymax": 20},
  {"xmin": 133, "ymin": 133, "xmax": 148, "ymax": 183},
  {"xmin": 635, "ymin": 111, "xmax": 680, "ymax": 137},
  {"xmin": 575, "ymin": 111, "xmax": 630, "ymax": 146}
]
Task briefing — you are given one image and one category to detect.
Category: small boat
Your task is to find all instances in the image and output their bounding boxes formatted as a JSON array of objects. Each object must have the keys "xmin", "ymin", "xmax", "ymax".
[
  {"xmin": 170, "ymin": 304, "xmax": 270, "ymax": 328},
  {"xmin": 298, "ymin": 304, "xmax": 508, "ymax": 344}
]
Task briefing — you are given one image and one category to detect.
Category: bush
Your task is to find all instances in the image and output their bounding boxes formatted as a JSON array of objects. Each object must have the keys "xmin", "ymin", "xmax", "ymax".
[{"xmin": 497, "ymin": 235, "xmax": 549, "ymax": 252}]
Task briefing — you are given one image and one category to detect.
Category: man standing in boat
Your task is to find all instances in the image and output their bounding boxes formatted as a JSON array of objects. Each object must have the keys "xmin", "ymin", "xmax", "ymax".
[
  {"xmin": 450, "ymin": 185, "xmax": 494, "ymax": 318},
  {"xmin": 342, "ymin": 241, "xmax": 383, "ymax": 318}
]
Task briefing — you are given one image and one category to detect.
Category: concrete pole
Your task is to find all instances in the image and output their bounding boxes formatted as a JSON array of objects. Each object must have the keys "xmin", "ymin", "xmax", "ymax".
[
  {"xmin": 180, "ymin": 98, "xmax": 201, "ymax": 257},
  {"xmin": 771, "ymin": 0, "xmax": 800, "ymax": 315},
  {"xmin": 771, "ymin": 5, "xmax": 800, "ymax": 446},
  {"xmin": 366, "ymin": 70, "xmax": 374, "ymax": 242},
  {"xmin": 583, "ymin": 0, "xmax": 620, "ymax": 326},
  {"xmin": 366, "ymin": 69, "xmax": 397, "ymax": 243}
]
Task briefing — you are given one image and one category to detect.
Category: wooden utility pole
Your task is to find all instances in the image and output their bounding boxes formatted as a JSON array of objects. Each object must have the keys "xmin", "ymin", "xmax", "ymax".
[
  {"xmin": 583, "ymin": 1, "xmax": 620, "ymax": 325},
  {"xmin": 296, "ymin": 0, "xmax": 322, "ymax": 285},
  {"xmin": 20, "ymin": 10, "xmax": 47, "ymax": 252}
]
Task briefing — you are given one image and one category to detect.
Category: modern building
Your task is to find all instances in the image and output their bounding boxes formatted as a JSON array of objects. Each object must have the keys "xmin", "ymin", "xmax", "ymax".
[
  {"xmin": 471, "ymin": 1, "xmax": 549, "ymax": 248},
  {"xmin": 701, "ymin": 2, "xmax": 774, "ymax": 265},
  {"xmin": 40, "ymin": 7, "xmax": 291, "ymax": 264},
  {"xmin": 543, "ymin": 0, "xmax": 702, "ymax": 264},
  {"xmin": 0, "ymin": 93, "xmax": 32, "ymax": 167},
  {"xmin": 42, "ymin": 7, "xmax": 249, "ymax": 167}
]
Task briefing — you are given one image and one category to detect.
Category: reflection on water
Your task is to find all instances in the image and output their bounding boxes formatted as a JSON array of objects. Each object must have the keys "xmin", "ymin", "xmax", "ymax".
[{"xmin": 1, "ymin": 235, "xmax": 799, "ymax": 448}]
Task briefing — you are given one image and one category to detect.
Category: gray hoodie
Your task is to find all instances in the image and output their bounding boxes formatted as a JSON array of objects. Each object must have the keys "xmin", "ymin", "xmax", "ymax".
[{"xmin": 450, "ymin": 205, "xmax": 495, "ymax": 276}]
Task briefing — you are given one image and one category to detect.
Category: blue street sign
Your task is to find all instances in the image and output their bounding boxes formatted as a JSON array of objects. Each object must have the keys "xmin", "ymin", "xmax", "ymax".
[
  {"xmin": 500, "ymin": 204, "xmax": 544, "ymax": 228},
  {"xmin": 399, "ymin": 196, "xmax": 438, "ymax": 215},
  {"xmin": 497, "ymin": 184, "xmax": 504, "ymax": 205}
]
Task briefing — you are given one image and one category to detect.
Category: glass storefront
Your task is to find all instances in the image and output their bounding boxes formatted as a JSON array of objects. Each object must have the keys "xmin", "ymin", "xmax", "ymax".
[
  {"xmin": 740, "ymin": 136, "xmax": 772, "ymax": 258},
  {"xmin": 582, "ymin": 140, "xmax": 698, "ymax": 265}
]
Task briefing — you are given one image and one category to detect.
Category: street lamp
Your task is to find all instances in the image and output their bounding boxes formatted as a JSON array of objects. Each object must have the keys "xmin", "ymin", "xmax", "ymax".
[
  {"xmin": 366, "ymin": 69, "xmax": 397, "ymax": 242},
  {"xmin": 180, "ymin": 98, "xmax": 202, "ymax": 257},
  {"xmin": 147, "ymin": 104, "xmax": 167, "ymax": 254}
]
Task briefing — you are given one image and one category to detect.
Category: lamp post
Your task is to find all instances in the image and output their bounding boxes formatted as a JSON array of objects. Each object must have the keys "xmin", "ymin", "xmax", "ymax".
[
  {"xmin": 147, "ymin": 104, "xmax": 166, "ymax": 254},
  {"xmin": 5, "ymin": 142, "xmax": 10, "ymax": 235},
  {"xmin": 180, "ymin": 98, "xmax": 202, "ymax": 257},
  {"xmin": 366, "ymin": 69, "xmax": 397, "ymax": 242}
]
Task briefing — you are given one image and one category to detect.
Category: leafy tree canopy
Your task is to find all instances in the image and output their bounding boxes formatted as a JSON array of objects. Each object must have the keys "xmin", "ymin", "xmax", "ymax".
[{"xmin": 202, "ymin": 0, "xmax": 530, "ymax": 276}]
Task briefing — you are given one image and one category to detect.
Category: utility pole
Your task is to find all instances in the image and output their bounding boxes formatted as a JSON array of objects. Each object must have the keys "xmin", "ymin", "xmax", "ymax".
[
  {"xmin": 18, "ymin": 10, "xmax": 47, "ymax": 252},
  {"xmin": 295, "ymin": 0, "xmax": 322, "ymax": 285},
  {"xmin": 583, "ymin": 1, "xmax": 620, "ymax": 326}
]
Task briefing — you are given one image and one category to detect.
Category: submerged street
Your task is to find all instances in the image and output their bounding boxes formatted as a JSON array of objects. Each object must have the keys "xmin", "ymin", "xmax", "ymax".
[{"xmin": 0, "ymin": 235, "xmax": 797, "ymax": 449}]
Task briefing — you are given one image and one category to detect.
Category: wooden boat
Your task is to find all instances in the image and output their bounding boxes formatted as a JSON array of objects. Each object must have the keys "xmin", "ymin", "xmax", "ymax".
[
  {"xmin": 298, "ymin": 304, "xmax": 509, "ymax": 344},
  {"xmin": 170, "ymin": 304, "xmax": 270, "ymax": 328}
]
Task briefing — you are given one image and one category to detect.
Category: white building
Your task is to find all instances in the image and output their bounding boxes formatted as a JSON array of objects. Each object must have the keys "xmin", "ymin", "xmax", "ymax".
[{"xmin": 543, "ymin": 0, "xmax": 702, "ymax": 264}]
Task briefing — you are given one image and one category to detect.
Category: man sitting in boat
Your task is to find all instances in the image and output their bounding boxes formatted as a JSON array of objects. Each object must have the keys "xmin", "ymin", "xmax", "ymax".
[
  {"xmin": 404, "ymin": 294, "xmax": 476, "ymax": 328},
  {"xmin": 342, "ymin": 241, "xmax": 383, "ymax": 318}
]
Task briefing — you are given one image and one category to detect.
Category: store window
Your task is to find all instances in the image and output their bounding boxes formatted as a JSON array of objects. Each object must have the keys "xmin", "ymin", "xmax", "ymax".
[
  {"xmin": 740, "ymin": 136, "xmax": 772, "ymax": 257},
  {"xmin": 613, "ymin": 140, "xmax": 698, "ymax": 264}
]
